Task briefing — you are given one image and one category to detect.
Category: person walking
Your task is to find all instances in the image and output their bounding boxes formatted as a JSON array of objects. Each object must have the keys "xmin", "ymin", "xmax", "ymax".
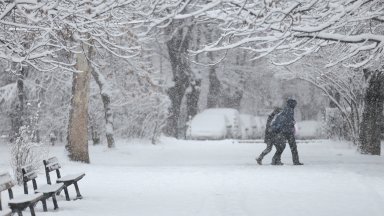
[
  {"xmin": 256, "ymin": 107, "xmax": 282, "ymax": 165},
  {"xmin": 270, "ymin": 99, "xmax": 304, "ymax": 165}
]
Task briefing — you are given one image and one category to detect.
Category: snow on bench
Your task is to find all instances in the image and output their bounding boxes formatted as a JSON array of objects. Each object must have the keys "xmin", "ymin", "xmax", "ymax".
[
  {"xmin": 8, "ymin": 193, "xmax": 43, "ymax": 205},
  {"xmin": 21, "ymin": 164, "xmax": 65, "ymax": 211},
  {"xmin": 56, "ymin": 174, "xmax": 85, "ymax": 183},
  {"xmin": 43, "ymin": 157, "xmax": 85, "ymax": 201},
  {"xmin": 0, "ymin": 172, "xmax": 44, "ymax": 216}
]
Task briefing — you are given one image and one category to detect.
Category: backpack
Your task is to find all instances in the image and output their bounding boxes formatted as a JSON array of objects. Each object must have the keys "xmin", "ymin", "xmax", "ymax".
[{"xmin": 270, "ymin": 112, "xmax": 286, "ymax": 133}]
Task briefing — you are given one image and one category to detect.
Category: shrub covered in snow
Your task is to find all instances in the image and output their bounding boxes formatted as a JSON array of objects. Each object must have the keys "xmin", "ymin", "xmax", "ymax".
[
  {"xmin": 10, "ymin": 125, "xmax": 48, "ymax": 184},
  {"xmin": 324, "ymin": 108, "xmax": 350, "ymax": 140}
]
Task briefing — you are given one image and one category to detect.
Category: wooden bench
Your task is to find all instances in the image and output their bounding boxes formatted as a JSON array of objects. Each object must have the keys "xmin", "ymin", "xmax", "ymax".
[
  {"xmin": 43, "ymin": 157, "xmax": 85, "ymax": 201},
  {"xmin": 0, "ymin": 172, "xmax": 44, "ymax": 216},
  {"xmin": 21, "ymin": 165, "xmax": 64, "ymax": 211},
  {"xmin": 0, "ymin": 172, "xmax": 13, "ymax": 216}
]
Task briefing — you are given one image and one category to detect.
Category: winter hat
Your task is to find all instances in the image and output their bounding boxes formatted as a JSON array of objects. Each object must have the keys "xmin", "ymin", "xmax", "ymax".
[{"xmin": 286, "ymin": 99, "xmax": 297, "ymax": 108}]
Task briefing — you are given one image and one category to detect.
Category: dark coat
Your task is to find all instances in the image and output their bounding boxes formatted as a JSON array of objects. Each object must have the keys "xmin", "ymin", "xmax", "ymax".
[{"xmin": 271, "ymin": 99, "xmax": 297, "ymax": 135}]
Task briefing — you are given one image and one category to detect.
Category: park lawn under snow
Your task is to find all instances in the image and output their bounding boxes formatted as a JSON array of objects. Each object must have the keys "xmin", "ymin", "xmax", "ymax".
[{"xmin": 1, "ymin": 138, "xmax": 384, "ymax": 216}]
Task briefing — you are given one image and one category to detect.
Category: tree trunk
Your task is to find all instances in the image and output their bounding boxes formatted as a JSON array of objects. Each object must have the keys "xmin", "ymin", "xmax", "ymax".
[
  {"xmin": 220, "ymin": 89, "xmax": 243, "ymax": 110},
  {"xmin": 66, "ymin": 42, "xmax": 91, "ymax": 163},
  {"xmin": 11, "ymin": 67, "xmax": 26, "ymax": 141},
  {"xmin": 206, "ymin": 54, "xmax": 220, "ymax": 108},
  {"xmin": 17, "ymin": 68, "xmax": 25, "ymax": 113},
  {"xmin": 219, "ymin": 54, "xmax": 245, "ymax": 109},
  {"xmin": 91, "ymin": 67, "xmax": 115, "ymax": 148},
  {"xmin": 186, "ymin": 79, "xmax": 201, "ymax": 119},
  {"xmin": 204, "ymin": 26, "xmax": 221, "ymax": 108},
  {"xmin": 164, "ymin": 21, "xmax": 193, "ymax": 138},
  {"xmin": 165, "ymin": 83, "xmax": 188, "ymax": 138},
  {"xmin": 359, "ymin": 69, "xmax": 384, "ymax": 155}
]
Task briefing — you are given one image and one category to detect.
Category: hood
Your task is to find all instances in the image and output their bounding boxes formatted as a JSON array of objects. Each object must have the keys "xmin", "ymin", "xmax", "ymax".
[{"xmin": 286, "ymin": 99, "xmax": 297, "ymax": 108}]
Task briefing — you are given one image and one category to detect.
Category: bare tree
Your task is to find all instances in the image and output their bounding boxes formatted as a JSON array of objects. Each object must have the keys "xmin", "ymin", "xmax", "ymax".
[
  {"xmin": 285, "ymin": 52, "xmax": 365, "ymax": 143},
  {"xmin": 90, "ymin": 66, "xmax": 115, "ymax": 148}
]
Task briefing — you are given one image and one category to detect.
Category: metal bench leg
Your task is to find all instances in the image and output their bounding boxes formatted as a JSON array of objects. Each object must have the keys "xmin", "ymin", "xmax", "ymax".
[
  {"xmin": 29, "ymin": 205, "xmax": 36, "ymax": 216},
  {"xmin": 52, "ymin": 194, "xmax": 59, "ymax": 210},
  {"xmin": 42, "ymin": 199, "xmax": 48, "ymax": 212},
  {"xmin": 16, "ymin": 210, "xmax": 23, "ymax": 216},
  {"xmin": 74, "ymin": 182, "xmax": 83, "ymax": 199},
  {"xmin": 63, "ymin": 187, "xmax": 70, "ymax": 201}
]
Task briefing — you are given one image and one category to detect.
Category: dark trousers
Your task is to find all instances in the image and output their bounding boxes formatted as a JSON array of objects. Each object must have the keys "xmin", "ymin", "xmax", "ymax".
[
  {"xmin": 272, "ymin": 132, "xmax": 300, "ymax": 164},
  {"xmin": 272, "ymin": 133, "xmax": 285, "ymax": 164},
  {"xmin": 257, "ymin": 142, "xmax": 273, "ymax": 161}
]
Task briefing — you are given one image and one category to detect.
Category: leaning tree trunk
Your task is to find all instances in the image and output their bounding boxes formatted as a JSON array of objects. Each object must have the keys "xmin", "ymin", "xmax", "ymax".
[
  {"xmin": 66, "ymin": 42, "xmax": 92, "ymax": 163},
  {"xmin": 91, "ymin": 67, "xmax": 115, "ymax": 148},
  {"xmin": 359, "ymin": 69, "xmax": 384, "ymax": 155}
]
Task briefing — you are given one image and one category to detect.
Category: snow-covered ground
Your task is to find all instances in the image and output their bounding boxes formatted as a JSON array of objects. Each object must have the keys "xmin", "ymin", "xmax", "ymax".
[{"xmin": 1, "ymin": 138, "xmax": 384, "ymax": 216}]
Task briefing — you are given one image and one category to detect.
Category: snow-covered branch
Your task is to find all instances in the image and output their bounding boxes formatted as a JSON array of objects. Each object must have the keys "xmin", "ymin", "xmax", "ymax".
[
  {"xmin": 0, "ymin": 0, "xmax": 143, "ymax": 72},
  {"xmin": 192, "ymin": 0, "xmax": 384, "ymax": 67}
]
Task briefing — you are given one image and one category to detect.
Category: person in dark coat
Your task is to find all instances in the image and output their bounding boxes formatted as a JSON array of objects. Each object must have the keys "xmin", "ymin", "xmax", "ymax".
[
  {"xmin": 270, "ymin": 99, "xmax": 303, "ymax": 165},
  {"xmin": 256, "ymin": 107, "xmax": 282, "ymax": 165}
]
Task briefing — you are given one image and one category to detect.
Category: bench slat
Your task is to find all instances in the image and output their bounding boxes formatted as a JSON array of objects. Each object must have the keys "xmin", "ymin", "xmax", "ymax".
[
  {"xmin": 8, "ymin": 193, "xmax": 43, "ymax": 205},
  {"xmin": 47, "ymin": 163, "xmax": 61, "ymax": 172},
  {"xmin": 35, "ymin": 183, "xmax": 64, "ymax": 194},
  {"xmin": 21, "ymin": 165, "xmax": 38, "ymax": 182},
  {"xmin": 57, "ymin": 173, "xmax": 85, "ymax": 183},
  {"xmin": 23, "ymin": 171, "xmax": 38, "ymax": 182},
  {"xmin": 45, "ymin": 157, "xmax": 59, "ymax": 166},
  {"xmin": 0, "ymin": 173, "xmax": 16, "ymax": 192},
  {"xmin": 44, "ymin": 157, "xmax": 61, "ymax": 172}
]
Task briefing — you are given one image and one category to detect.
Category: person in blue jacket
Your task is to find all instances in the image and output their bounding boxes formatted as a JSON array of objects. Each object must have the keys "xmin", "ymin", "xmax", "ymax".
[{"xmin": 270, "ymin": 99, "xmax": 303, "ymax": 165}]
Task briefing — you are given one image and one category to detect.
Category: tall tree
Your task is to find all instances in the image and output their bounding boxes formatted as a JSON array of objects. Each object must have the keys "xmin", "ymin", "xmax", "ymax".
[
  {"xmin": 164, "ymin": 20, "xmax": 194, "ymax": 138},
  {"xmin": 66, "ymin": 42, "xmax": 92, "ymax": 163},
  {"xmin": 359, "ymin": 69, "xmax": 384, "ymax": 155},
  {"xmin": 56, "ymin": 1, "xmax": 140, "ymax": 161}
]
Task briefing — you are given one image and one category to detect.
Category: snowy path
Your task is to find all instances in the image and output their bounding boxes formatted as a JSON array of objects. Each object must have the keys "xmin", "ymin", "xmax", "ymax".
[{"xmin": 1, "ymin": 138, "xmax": 384, "ymax": 216}]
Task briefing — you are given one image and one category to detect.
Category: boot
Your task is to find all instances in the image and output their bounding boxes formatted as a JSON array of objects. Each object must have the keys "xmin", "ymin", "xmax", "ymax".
[{"xmin": 256, "ymin": 157, "xmax": 262, "ymax": 165}]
